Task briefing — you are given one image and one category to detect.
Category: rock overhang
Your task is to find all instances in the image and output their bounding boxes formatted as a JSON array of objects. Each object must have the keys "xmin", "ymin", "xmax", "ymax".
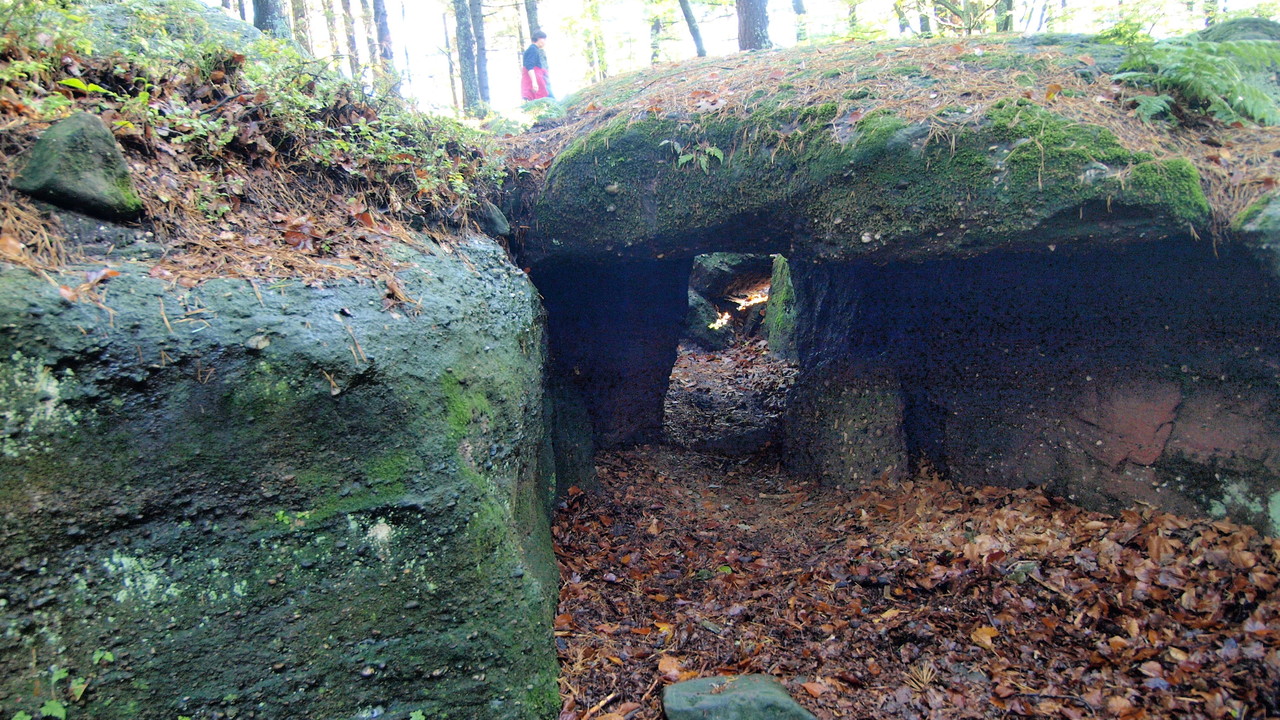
[{"xmin": 516, "ymin": 39, "xmax": 1216, "ymax": 267}]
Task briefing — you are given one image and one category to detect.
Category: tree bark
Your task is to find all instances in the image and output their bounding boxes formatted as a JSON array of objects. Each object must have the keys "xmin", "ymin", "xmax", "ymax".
[
  {"xmin": 677, "ymin": 0, "xmax": 706, "ymax": 57},
  {"xmin": 372, "ymin": 0, "xmax": 393, "ymax": 68},
  {"xmin": 792, "ymin": 0, "xmax": 807, "ymax": 43},
  {"xmin": 443, "ymin": 12, "xmax": 459, "ymax": 110},
  {"xmin": 469, "ymin": 0, "xmax": 490, "ymax": 104},
  {"xmin": 357, "ymin": 0, "xmax": 379, "ymax": 70},
  {"xmin": 253, "ymin": 0, "xmax": 293, "ymax": 38},
  {"xmin": 524, "ymin": 0, "xmax": 539, "ymax": 33},
  {"xmin": 339, "ymin": 0, "xmax": 361, "ymax": 77},
  {"xmin": 324, "ymin": 0, "xmax": 340, "ymax": 56},
  {"xmin": 237, "ymin": 0, "xmax": 248, "ymax": 21},
  {"xmin": 735, "ymin": 0, "xmax": 770, "ymax": 50},
  {"xmin": 222, "ymin": 0, "xmax": 232, "ymax": 10},
  {"xmin": 650, "ymin": 16, "xmax": 662, "ymax": 65},
  {"xmin": 290, "ymin": 0, "xmax": 312, "ymax": 52},
  {"xmin": 995, "ymin": 0, "xmax": 1013, "ymax": 31},
  {"xmin": 583, "ymin": 0, "xmax": 607, "ymax": 82},
  {"xmin": 844, "ymin": 0, "xmax": 859, "ymax": 33},
  {"xmin": 892, "ymin": 0, "xmax": 909, "ymax": 32},
  {"xmin": 452, "ymin": 0, "xmax": 482, "ymax": 116}
]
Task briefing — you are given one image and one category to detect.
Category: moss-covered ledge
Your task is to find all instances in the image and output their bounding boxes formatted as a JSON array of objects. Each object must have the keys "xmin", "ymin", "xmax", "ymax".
[{"xmin": 529, "ymin": 97, "xmax": 1208, "ymax": 264}]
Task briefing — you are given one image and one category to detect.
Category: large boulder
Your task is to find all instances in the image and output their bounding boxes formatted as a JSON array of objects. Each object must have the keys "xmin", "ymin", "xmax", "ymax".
[
  {"xmin": 0, "ymin": 236, "xmax": 559, "ymax": 719},
  {"xmin": 14, "ymin": 113, "xmax": 143, "ymax": 221}
]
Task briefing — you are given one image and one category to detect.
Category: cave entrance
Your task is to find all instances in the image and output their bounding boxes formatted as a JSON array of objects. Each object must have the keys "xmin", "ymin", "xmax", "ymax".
[{"xmin": 663, "ymin": 253, "xmax": 797, "ymax": 455}]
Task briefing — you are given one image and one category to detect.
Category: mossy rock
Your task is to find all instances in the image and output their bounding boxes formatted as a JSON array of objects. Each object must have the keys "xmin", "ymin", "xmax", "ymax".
[
  {"xmin": 76, "ymin": 0, "xmax": 263, "ymax": 58},
  {"xmin": 529, "ymin": 92, "xmax": 1208, "ymax": 264},
  {"xmin": 1198, "ymin": 17, "xmax": 1280, "ymax": 42},
  {"xmin": 0, "ymin": 235, "xmax": 558, "ymax": 719},
  {"xmin": 764, "ymin": 255, "xmax": 796, "ymax": 361},
  {"xmin": 14, "ymin": 113, "xmax": 143, "ymax": 221}
]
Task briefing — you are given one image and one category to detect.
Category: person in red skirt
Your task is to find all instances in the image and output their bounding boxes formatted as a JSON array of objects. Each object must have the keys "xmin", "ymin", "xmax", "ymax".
[{"xmin": 521, "ymin": 30, "xmax": 552, "ymax": 101}]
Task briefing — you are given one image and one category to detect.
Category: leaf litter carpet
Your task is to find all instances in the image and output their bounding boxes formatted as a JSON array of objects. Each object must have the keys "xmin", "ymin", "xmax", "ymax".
[{"xmin": 552, "ymin": 350, "xmax": 1280, "ymax": 720}]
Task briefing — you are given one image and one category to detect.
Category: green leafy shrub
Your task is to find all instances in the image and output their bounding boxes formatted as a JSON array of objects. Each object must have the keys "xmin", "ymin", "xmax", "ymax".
[{"xmin": 1115, "ymin": 38, "xmax": 1280, "ymax": 125}]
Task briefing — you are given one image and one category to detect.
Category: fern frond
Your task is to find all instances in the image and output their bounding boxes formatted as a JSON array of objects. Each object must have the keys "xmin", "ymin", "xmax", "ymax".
[
  {"xmin": 1133, "ymin": 94, "xmax": 1176, "ymax": 123},
  {"xmin": 1116, "ymin": 36, "xmax": 1280, "ymax": 125}
]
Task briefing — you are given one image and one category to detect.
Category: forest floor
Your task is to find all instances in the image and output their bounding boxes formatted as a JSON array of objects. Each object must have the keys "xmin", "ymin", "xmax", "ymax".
[{"xmin": 551, "ymin": 344, "xmax": 1280, "ymax": 720}]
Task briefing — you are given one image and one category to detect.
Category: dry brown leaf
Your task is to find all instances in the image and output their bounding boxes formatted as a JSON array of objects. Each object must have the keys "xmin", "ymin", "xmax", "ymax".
[
  {"xmin": 801, "ymin": 681, "xmax": 829, "ymax": 697},
  {"xmin": 970, "ymin": 625, "xmax": 999, "ymax": 651}
]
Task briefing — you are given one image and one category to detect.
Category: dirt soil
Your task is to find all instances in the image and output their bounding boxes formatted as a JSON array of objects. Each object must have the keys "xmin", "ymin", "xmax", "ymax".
[{"xmin": 553, "ymin": 348, "xmax": 1280, "ymax": 720}]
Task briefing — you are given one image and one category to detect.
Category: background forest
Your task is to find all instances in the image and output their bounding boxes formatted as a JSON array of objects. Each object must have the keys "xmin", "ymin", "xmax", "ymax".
[{"xmin": 220, "ymin": 0, "xmax": 1278, "ymax": 117}]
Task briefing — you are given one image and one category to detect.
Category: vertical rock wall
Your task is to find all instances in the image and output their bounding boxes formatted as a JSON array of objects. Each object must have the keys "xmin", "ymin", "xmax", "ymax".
[{"xmin": 0, "ymin": 237, "xmax": 560, "ymax": 720}]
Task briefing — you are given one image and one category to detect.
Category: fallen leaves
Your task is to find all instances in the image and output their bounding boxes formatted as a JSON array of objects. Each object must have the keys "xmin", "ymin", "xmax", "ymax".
[{"xmin": 553, "ymin": 444, "xmax": 1280, "ymax": 720}]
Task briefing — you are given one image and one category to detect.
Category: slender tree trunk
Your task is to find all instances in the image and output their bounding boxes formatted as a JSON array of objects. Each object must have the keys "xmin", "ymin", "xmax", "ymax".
[
  {"xmin": 736, "ymin": 0, "xmax": 770, "ymax": 50},
  {"xmin": 339, "ymin": 0, "xmax": 361, "ymax": 77},
  {"xmin": 995, "ymin": 0, "xmax": 1013, "ymax": 31},
  {"xmin": 222, "ymin": 0, "xmax": 232, "ymax": 10},
  {"xmin": 237, "ymin": 0, "xmax": 248, "ymax": 20},
  {"xmin": 524, "ymin": 0, "xmax": 539, "ymax": 32},
  {"xmin": 290, "ymin": 0, "xmax": 312, "ymax": 51},
  {"xmin": 373, "ymin": 0, "xmax": 393, "ymax": 68},
  {"xmin": 582, "ymin": 0, "xmax": 607, "ymax": 82},
  {"xmin": 452, "ymin": 0, "xmax": 482, "ymax": 116},
  {"xmin": 443, "ymin": 13, "xmax": 459, "ymax": 110},
  {"xmin": 469, "ymin": 0, "xmax": 489, "ymax": 103},
  {"xmin": 357, "ymin": 0, "xmax": 379, "ymax": 71},
  {"xmin": 844, "ymin": 0, "xmax": 859, "ymax": 33},
  {"xmin": 324, "ymin": 0, "xmax": 340, "ymax": 56},
  {"xmin": 253, "ymin": 0, "xmax": 293, "ymax": 38},
  {"xmin": 649, "ymin": 17, "xmax": 662, "ymax": 64},
  {"xmin": 677, "ymin": 0, "xmax": 706, "ymax": 57},
  {"xmin": 792, "ymin": 0, "xmax": 807, "ymax": 42},
  {"xmin": 892, "ymin": 0, "xmax": 910, "ymax": 32}
]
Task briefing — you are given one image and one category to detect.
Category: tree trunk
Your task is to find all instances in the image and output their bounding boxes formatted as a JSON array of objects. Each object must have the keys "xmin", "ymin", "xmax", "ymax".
[
  {"xmin": 677, "ymin": 0, "xmax": 706, "ymax": 57},
  {"xmin": 253, "ymin": 0, "xmax": 293, "ymax": 38},
  {"xmin": 372, "ymin": 0, "xmax": 393, "ymax": 68},
  {"xmin": 324, "ymin": 0, "xmax": 340, "ymax": 56},
  {"xmin": 524, "ymin": 0, "xmax": 539, "ymax": 32},
  {"xmin": 222, "ymin": 0, "xmax": 232, "ymax": 10},
  {"xmin": 650, "ymin": 17, "xmax": 662, "ymax": 64},
  {"xmin": 452, "ymin": 0, "xmax": 482, "ymax": 116},
  {"xmin": 583, "ymin": 0, "xmax": 607, "ymax": 82},
  {"xmin": 339, "ymin": 0, "xmax": 361, "ymax": 77},
  {"xmin": 469, "ymin": 0, "xmax": 489, "ymax": 104},
  {"xmin": 792, "ymin": 0, "xmax": 807, "ymax": 42},
  {"xmin": 735, "ymin": 0, "xmax": 770, "ymax": 50},
  {"xmin": 357, "ymin": 0, "xmax": 379, "ymax": 70},
  {"xmin": 443, "ymin": 12, "xmax": 459, "ymax": 110},
  {"xmin": 844, "ymin": 0, "xmax": 859, "ymax": 33},
  {"xmin": 237, "ymin": 0, "xmax": 248, "ymax": 21},
  {"xmin": 995, "ymin": 0, "xmax": 1013, "ymax": 31},
  {"xmin": 290, "ymin": 0, "xmax": 312, "ymax": 52},
  {"xmin": 892, "ymin": 0, "xmax": 909, "ymax": 32}
]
